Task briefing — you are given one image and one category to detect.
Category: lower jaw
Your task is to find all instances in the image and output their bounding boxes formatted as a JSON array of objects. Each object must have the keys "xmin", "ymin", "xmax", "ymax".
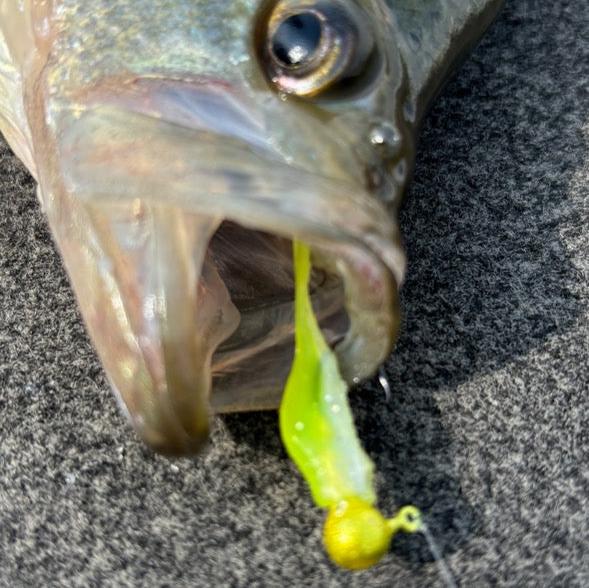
[
  {"xmin": 55, "ymin": 103, "xmax": 403, "ymax": 422},
  {"xmin": 46, "ymin": 109, "xmax": 404, "ymax": 450},
  {"xmin": 45, "ymin": 183, "xmax": 401, "ymax": 455}
]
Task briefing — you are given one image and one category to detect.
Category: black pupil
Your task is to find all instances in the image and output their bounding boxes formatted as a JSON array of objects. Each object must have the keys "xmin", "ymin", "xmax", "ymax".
[{"xmin": 271, "ymin": 12, "xmax": 323, "ymax": 67}]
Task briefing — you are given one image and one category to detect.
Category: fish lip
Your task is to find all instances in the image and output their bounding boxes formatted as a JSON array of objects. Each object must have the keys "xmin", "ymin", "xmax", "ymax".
[
  {"xmin": 64, "ymin": 100, "xmax": 404, "ymax": 263},
  {"xmin": 63, "ymin": 75, "xmax": 406, "ymax": 280},
  {"xmin": 52, "ymin": 82, "xmax": 405, "ymax": 450},
  {"xmin": 78, "ymin": 111, "xmax": 401, "ymax": 366}
]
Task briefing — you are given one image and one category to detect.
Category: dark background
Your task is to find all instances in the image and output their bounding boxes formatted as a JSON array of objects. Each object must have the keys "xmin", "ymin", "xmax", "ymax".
[{"xmin": 0, "ymin": 1, "xmax": 587, "ymax": 585}]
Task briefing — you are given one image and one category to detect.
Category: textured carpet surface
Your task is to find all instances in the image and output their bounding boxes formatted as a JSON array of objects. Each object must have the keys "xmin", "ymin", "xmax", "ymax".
[{"xmin": 0, "ymin": 1, "xmax": 588, "ymax": 586}]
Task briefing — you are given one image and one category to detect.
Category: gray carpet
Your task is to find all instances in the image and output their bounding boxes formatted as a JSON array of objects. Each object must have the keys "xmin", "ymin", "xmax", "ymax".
[{"xmin": 1, "ymin": 1, "xmax": 588, "ymax": 586}]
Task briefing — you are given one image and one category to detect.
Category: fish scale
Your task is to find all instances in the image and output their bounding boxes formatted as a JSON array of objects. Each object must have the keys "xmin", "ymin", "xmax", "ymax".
[{"xmin": 50, "ymin": 0, "xmax": 258, "ymax": 95}]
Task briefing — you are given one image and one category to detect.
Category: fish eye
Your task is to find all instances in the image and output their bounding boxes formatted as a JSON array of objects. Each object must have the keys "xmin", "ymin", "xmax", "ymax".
[
  {"xmin": 271, "ymin": 12, "xmax": 323, "ymax": 68},
  {"xmin": 257, "ymin": 1, "xmax": 377, "ymax": 98}
]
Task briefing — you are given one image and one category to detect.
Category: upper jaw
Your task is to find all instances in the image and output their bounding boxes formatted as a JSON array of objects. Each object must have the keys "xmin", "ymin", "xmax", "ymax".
[{"xmin": 41, "ymin": 78, "xmax": 405, "ymax": 454}]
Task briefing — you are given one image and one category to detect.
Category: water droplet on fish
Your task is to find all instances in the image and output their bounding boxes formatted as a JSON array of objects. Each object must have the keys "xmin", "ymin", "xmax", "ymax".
[
  {"xmin": 370, "ymin": 130, "xmax": 385, "ymax": 145},
  {"xmin": 369, "ymin": 122, "xmax": 401, "ymax": 156},
  {"xmin": 331, "ymin": 404, "xmax": 341, "ymax": 414},
  {"xmin": 170, "ymin": 464, "xmax": 180, "ymax": 473},
  {"xmin": 295, "ymin": 421, "xmax": 305, "ymax": 431}
]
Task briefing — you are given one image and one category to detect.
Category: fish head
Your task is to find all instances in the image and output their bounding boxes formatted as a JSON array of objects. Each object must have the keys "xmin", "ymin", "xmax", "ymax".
[{"xmin": 10, "ymin": 0, "xmax": 502, "ymax": 453}]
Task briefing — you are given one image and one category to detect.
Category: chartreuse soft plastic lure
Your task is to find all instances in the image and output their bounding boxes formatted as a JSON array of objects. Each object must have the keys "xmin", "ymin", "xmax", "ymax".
[{"xmin": 280, "ymin": 241, "xmax": 422, "ymax": 570}]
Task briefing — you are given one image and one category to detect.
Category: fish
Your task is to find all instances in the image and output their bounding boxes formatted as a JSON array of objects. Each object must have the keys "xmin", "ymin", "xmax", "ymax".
[{"xmin": 0, "ymin": 0, "xmax": 503, "ymax": 455}]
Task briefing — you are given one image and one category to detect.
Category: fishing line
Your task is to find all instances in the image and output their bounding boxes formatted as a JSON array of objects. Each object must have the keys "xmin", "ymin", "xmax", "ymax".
[{"xmin": 419, "ymin": 521, "xmax": 458, "ymax": 588}]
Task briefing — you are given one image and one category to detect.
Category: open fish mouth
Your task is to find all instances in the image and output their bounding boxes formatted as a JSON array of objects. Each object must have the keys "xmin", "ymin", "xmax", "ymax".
[{"xmin": 47, "ymin": 78, "xmax": 405, "ymax": 454}]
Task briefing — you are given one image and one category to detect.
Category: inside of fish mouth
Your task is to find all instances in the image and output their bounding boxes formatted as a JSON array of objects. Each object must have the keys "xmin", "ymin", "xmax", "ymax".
[{"xmin": 208, "ymin": 220, "xmax": 350, "ymax": 411}]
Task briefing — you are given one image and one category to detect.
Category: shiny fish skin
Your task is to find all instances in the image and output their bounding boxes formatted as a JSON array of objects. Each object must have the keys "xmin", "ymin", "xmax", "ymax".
[{"xmin": 0, "ymin": 0, "xmax": 503, "ymax": 454}]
